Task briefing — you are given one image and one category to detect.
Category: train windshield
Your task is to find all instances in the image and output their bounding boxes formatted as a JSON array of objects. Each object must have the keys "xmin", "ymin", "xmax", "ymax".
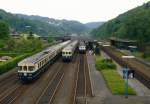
[
  {"xmin": 28, "ymin": 66, "xmax": 34, "ymax": 71},
  {"xmin": 23, "ymin": 66, "xmax": 28, "ymax": 71},
  {"xmin": 18, "ymin": 66, "xmax": 22, "ymax": 71},
  {"xmin": 62, "ymin": 52, "xmax": 65, "ymax": 54}
]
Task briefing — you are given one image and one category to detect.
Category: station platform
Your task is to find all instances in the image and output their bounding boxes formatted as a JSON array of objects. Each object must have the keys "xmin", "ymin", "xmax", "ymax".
[{"xmin": 86, "ymin": 51, "xmax": 150, "ymax": 104}]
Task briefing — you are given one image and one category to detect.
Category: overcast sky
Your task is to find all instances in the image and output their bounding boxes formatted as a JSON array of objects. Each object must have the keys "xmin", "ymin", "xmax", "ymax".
[{"xmin": 0, "ymin": 0, "xmax": 149, "ymax": 23}]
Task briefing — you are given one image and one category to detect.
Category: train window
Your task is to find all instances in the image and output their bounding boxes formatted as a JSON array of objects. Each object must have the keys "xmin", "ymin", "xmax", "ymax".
[
  {"xmin": 62, "ymin": 52, "xmax": 65, "ymax": 54},
  {"xmin": 28, "ymin": 66, "xmax": 34, "ymax": 71},
  {"xmin": 42, "ymin": 61, "xmax": 45, "ymax": 65},
  {"xmin": 24, "ymin": 66, "xmax": 27, "ymax": 71},
  {"xmin": 38, "ymin": 63, "xmax": 40, "ymax": 68},
  {"xmin": 18, "ymin": 66, "xmax": 22, "ymax": 71},
  {"xmin": 40, "ymin": 62, "xmax": 42, "ymax": 67}
]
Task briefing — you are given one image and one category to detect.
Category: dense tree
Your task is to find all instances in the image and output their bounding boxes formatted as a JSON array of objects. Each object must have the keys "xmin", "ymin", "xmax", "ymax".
[
  {"xmin": 91, "ymin": 1, "xmax": 150, "ymax": 48},
  {"xmin": 0, "ymin": 9, "xmax": 88, "ymax": 36},
  {"xmin": 3, "ymin": 37, "xmax": 43, "ymax": 53},
  {"xmin": 0, "ymin": 21, "xmax": 9, "ymax": 39}
]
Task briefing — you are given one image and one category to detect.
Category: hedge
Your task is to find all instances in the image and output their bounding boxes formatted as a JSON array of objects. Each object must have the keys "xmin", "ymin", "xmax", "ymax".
[
  {"xmin": 0, "ymin": 53, "xmax": 31, "ymax": 74},
  {"xmin": 0, "ymin": 53, "xmax": 20, "ymax": 57},
  {"xmin": 96, "ymin": 58, "xmax": 116, "ymax": 71}
]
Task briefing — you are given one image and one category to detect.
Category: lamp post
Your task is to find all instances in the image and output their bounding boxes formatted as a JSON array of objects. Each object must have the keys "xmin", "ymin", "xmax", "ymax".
[{"xmin": 122, "ymin": 55, "xmax": 135, "ymax": 98}]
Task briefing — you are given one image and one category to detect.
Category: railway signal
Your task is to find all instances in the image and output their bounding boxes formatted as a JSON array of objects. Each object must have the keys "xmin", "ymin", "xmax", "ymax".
[{"xmin": 122, "ymin": 55, "xmax": 135, "ymax": 98}]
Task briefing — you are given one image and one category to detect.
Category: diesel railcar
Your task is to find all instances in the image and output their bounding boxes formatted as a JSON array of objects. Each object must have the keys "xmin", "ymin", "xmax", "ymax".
[
  {"xmin": 62, "ymin": 40, "xmax": 78, "ymax": 61},
  {"xmin": 78, "ymin": 41, "xmax": 86, "ymax": 53},
  {"xmin": 18, "ymin": 40, "xmax": 71, "ymax": 81}
]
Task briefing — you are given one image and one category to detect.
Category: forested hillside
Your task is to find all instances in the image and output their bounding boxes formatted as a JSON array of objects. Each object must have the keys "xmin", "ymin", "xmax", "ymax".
[
  {"xmin": 0, "ymin": 9, "xmax": 88, "ymax": 36},
  {"xmin": 91, "ymin": 1, "xmax": 150, "ymax": 46},
  {"xmin": 85, "ymin": 22, "xmax": 104, "ymax": 29}
]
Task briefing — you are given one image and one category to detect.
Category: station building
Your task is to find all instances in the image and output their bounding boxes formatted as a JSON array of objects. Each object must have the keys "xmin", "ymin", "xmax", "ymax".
[{"xmin": 110, "ymin": 37, "xmax": 138, "ymax": 52}]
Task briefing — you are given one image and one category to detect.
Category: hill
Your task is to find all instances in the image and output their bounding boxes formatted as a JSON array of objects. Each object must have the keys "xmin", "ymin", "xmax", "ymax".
[
  {"xmin": 91, "ymin": 1, "xmax": 150, "ymax": 46},
  {"xmin": 0, "ymin": 9, "xmax": 88, "ymax": 36},
  {"xmin": 85, "ymin": 22, "xmax": 104, "ymax": 29}
]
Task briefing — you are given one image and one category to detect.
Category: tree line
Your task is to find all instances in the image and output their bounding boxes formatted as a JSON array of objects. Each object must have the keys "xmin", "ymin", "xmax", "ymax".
[{"xmin": 91, "ymin": 1, "xmax": 150, "ymax": 51}]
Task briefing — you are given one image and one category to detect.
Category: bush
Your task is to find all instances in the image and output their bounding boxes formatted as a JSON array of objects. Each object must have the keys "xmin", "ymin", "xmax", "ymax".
[
  {"xmin": 0, "ymin": 53, "xmax": 31, "ymax": 74},
  {"xmin": 96, "ymin": 58, "xmax": 116, "ymax": 70}
]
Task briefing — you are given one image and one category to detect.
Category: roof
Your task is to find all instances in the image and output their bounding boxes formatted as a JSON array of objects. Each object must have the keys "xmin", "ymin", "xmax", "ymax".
[
  {"xmin": 79, "ymin": 41, "xmax": 85, "ymax": 46},
  {"xmin": 62, "ymin": 40, "xmax": 78, "ymax": 51},
  {"xmin": 110, "ymin": 37, "xmax": 137, "ymax": 43}
]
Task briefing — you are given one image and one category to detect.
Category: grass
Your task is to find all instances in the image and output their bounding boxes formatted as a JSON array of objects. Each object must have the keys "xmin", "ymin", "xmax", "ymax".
[
  {"xmin": 96, "ymin": 55, "xmax": 136, "ymax": 95},
  {"xmin": 101, "ymin": 70, "xmax": 136, "ymax": 95}
]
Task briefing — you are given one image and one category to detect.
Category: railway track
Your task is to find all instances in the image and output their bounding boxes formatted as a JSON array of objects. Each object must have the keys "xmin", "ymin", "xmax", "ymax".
[
  {"xmin": 36, "ymin": 62, "xmax": 65, "ymax": 104},
  {"xmin": 0, "ymin": 72, "xmax": 24, "ymax": 104},
  {"xmin": 0, "ymin": 73, "xmax": 16, "ymax": 84},
  {"xmin": 51, "ymin": 54, "xmax": 79, "ymax": 104},
  {"xmin": 73, "ymin": 54, "xmax": 92, "ymax": 104},
  {"xmin": 101, "ymin": 46, "xmax": 150, "ymax": 89},
  {"xmin": 0, "ymin": 84, "xmax": 27, "ymax": 104},
  {"xmin": 0, "ymin": 74, "xmax": 18, "ymax": 94},
  {"xmin": 0, "ymin": 53, "xmax": 92, "ymax": 104},
  {"xmin": 0, "ymin": 58, "xmax": 64, "ymax": 104}
]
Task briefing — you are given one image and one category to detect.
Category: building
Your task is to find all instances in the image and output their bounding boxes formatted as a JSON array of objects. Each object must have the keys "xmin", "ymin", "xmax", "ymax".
[{"xmin": 110, "ymin": 37, "xmax": 138, "ymax": 51}]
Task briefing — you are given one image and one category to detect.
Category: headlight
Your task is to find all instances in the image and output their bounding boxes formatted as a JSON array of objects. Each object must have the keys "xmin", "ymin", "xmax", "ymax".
[{"xmin": 24, "ymin": 73, "xmax": 27, "ymax": 76}]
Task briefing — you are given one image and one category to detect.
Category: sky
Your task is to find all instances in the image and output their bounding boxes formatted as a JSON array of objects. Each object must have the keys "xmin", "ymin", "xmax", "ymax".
[{"xmin": 0, "ymin": 0, "xmax": 149, "ymax": 23}]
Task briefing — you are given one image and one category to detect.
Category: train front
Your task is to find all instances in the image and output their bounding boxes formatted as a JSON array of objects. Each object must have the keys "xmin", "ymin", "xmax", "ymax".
[
  {"xmin": 62, "ymin": 49, "xmax": 72, "ymax": 61},
  {"xmin": 18, "ymin": 60, "xmax": 37, "ymax": 81},
  {"xmin": 79, "ymin": 45, "xmax": 86, "ymax": 53}
]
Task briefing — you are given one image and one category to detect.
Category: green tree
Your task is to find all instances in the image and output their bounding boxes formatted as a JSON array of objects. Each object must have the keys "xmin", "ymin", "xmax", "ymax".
[
  {"xmin": 48, "ymin": 36, "xmax": 54, "ymax": 43},
  {"xmin": 0, "ymin": 21, "xmax": 9, "ymax": 39},
  {"xmin": 91, "ymin": 1, "xmax": 150, "ymax": 51}
]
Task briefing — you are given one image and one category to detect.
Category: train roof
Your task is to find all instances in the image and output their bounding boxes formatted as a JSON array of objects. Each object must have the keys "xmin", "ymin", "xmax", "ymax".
[
  {"xmin": 62, "ymin": 40, "xmax": 78, "ymax": 51},
  {"xmin": 18, "ymin": 40, "xmax": 71, "ymax": 66},
  {"xmin": 79, "ymin": 41, "xmax": 85, "ymax": 46}
]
